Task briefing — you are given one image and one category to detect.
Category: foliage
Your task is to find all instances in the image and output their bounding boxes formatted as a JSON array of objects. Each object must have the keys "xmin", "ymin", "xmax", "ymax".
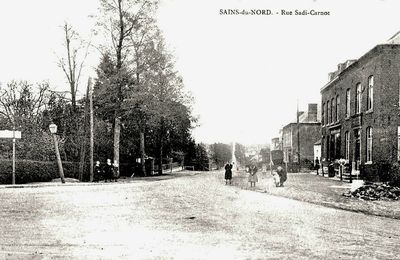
[
  {"xmin": 361, "ymin": 161, "xmax": 391, "ymax": 183},
  {"xmin": 0, "ymin": 81, "xmax": 68, "ymax": 161},
  {"xmin": 235, "ymin": 143, "xmax": 246, "ymax": 164},
  {"xmin": 0, "ymin": 0, "xmax": 197, "ymax": 182},
  {"xmin": 94, "ymin": 7, "xmax": 195, "ymax": 173},
  {"xmin": 94, "ymin": 0, "xmax": 160, "ymax": 166},
  {"xmin": 388, "ymin": 163, "xmax": 400, "ymax": 187},
  {"xmin": 0, "ymin": 81, "xmax": 50, "ymax": 129},
  {"xmin": 209, "ymin": 143, "xmax": 231, "ymax": 169},
  {"xmin": 184, "ymin": 140, "xmax": 209, "ymax": 171},
  {"xmin": 194, "ymin": 143, "xmax": 209, "ymax": 171},
  {"xmin": 0, "ymin": 159, "xmax": 88, "ymax": 184}
]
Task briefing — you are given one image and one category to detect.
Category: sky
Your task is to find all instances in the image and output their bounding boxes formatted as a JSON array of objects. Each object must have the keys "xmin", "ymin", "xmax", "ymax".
[{"xmin": 0, "ymin": 0, "xmax": 400, "ymax": 145}]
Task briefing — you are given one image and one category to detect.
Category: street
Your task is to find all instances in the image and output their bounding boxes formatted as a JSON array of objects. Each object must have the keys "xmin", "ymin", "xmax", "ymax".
[{"xmin": 0, "ymin": 170, "xmax": 399, "ymax": 259}]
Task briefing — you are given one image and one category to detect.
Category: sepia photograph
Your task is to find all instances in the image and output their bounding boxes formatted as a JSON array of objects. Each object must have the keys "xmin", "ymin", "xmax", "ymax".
[{"xmin": 0, "ymin": 0, "xmax": 400, "ymax": 259}]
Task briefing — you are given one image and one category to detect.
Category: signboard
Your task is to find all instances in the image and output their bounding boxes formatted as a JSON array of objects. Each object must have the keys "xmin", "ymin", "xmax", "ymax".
[{"xmin": 0, "ymin": 130, "xmax": 21, "ymax": 139}]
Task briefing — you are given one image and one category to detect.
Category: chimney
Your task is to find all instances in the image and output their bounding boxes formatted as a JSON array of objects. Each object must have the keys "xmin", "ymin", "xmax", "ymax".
[
  {"xmin": 346, "ymin": 60, "xmax": 356, "ymax": 68},
  {"xmin": 337, "ymin": 63, "xmax": 346, "ymax": 73},
  {"xmin": 328, "ymin": 72, "xmax": 335, "ymax": 81}
]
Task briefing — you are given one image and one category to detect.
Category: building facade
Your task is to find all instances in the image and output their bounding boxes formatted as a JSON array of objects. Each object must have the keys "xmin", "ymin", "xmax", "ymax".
[
  {"xmin": 321, "ymin": 43, "xmax": 400, "ymax": 177},
  {"xmin": 282, "ymin": 103, "xmax": 321, "ymax": 169}
]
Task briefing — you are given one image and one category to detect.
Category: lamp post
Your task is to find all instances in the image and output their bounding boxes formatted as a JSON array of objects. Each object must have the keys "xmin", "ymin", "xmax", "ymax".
[{"xmin": 49, "ymin": 123, "xmax": 65, "ymax": 184}]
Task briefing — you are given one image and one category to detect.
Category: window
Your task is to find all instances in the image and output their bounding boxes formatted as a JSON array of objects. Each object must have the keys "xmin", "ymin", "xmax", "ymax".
[
  {"xmin": 355, "ymin": 83, "xmax": 361, "ymax": 114},
  {"xmin": 367, "ymin": 76, "xmax": 374, "ymax": 111},
  {"xmin": 366, "ymin": 127, "xmax": 372, "ymax": 162},
  {"xmin": 345, "ymin": 131, "xmax": 350, "ymax": 160},
  {"xmin": 336, "ymin": 95, "xmax": 340, "ymax": 122},
  {"xmin": 327, "ymin": 100, "xmax": 330, "ymax": 124},
  {"xmin": 322, "ymin": 102, "xmax": 325, "ymax": 125},
  {"xmin": 331, "ymin": 98, "xmax": 335, "ymax": 124},
  {"xmin": 326, "ymin": 102, "xmax": 329, "ymax": 125},
  {"xmin": 346, "ymin": 89, "xmax": 350, "ymax": 117},
  {"xmin": 354, "ymin": 129, "xmax": 361, "ymax": 168}
]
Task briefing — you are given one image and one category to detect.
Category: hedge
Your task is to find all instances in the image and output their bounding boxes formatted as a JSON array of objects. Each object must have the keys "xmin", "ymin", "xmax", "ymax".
[{"xmin": 0, "ymin": 159, "xmax": 88, "ymax": 184}]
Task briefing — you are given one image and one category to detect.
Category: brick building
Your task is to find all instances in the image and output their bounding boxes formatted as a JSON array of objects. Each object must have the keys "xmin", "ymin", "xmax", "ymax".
[
  {"xmin": 282, "ymin": 104, "xmax": 321, "ymax": 170},
  {"xmin": 321, "ymin": 35, "xmax": 400, "ymax": 178}
]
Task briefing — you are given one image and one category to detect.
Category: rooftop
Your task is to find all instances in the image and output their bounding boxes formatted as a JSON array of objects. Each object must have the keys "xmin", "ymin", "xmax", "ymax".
[{"xmin": 321, "ymin": 42, "xmax": 400, "ymax": 93}]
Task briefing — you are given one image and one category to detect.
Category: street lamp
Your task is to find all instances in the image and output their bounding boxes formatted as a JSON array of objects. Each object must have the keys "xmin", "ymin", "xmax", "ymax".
[{"xmin": 49, "ymin": 123, "xmax": 65, "ymax": 184}]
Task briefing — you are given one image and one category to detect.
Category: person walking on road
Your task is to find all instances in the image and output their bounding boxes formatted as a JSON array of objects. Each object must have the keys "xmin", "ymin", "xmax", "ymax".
[
  {"xmin": 248, "ymin": 165, "xmax": 258, "ymax": 188},
  {"xmin": 315, "ymin": 157, "xmax": 320, "ymax": 175},
  {"xmin": 224, "ymin": 163, "xmax": 232, "ymax": 185}
]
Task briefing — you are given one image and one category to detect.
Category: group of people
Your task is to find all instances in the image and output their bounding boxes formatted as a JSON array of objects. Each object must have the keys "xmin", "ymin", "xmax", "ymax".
[
  {"xmin": 94, "ymin": 159, "xmax": 119, "ymax": 182},
  {"xmin": 224, "ymin": 162, "xmax": 287, "ymax": 188}
]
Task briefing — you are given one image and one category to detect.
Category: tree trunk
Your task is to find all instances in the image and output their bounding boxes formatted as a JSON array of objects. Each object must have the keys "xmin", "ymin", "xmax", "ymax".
[
  {"xmin": 158, "ymin": 140, "xmax": 163, "ymax": 175},
  {"xmin": 89, "ymin": 78, "xmax": 94, "ymax": 182},
  {"xmin": 113, "ymin": 116, "xmax": 121, "ymax": 166},
  {"xmin": 140, "ymin": 131, "xmax": 146, "ymax": 176},
  {"xmin": 78, "ymin": 80, "xmax": 90, "ymax": 181}
]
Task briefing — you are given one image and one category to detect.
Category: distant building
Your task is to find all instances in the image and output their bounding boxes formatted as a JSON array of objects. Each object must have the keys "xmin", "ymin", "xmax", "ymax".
[
  {"xmin": 281, "ymin": 103, "xmax": 321, "ymax": 169},
  {"xmin": 320, "ymin": 32, "xmax": 400, "ymax": 178},
  {"xmin": 314, "ymin": 139, "xmax": 321, "ymax": 162},
  {"xmin": 271, "ymin": 137, "xmax": 282, "ymax": 150}
]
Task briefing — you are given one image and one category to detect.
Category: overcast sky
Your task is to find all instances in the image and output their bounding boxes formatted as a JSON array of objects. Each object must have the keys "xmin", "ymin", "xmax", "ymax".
[{"xmin": 0, "ymin": 0, "xmax": 399, "ymax": 145}]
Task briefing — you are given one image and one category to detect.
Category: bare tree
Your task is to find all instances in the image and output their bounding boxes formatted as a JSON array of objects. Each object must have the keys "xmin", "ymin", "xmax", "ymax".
[
  {"xmin": 0, "ymin": 81, "xmax": 50, "ymax": 128},
  {"xmin": 57, "ymin": 22, "xmax": 90, "ymax": 111}
]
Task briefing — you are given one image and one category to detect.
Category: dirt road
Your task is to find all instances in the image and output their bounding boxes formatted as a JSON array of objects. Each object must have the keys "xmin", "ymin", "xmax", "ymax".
[{"xmin": 0, "ymin": 170, "xmax": 399, "ymax": 259}]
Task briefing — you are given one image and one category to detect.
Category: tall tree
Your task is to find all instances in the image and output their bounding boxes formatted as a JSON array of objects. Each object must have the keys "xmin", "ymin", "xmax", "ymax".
[
  {"xmin": 127, "ymin": 19, "xmax": 160, "ymax": 175},
  {"xmin": 138, "ymin": 37, "xmax": 194, "ymax": 174},
  {"xmin": 95, "ymin": 0, "xmax": 158, "ymax": 166}
]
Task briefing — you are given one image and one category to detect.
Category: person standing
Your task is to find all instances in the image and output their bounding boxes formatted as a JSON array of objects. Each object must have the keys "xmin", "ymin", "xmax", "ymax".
[
  {"xmin": 315, "ymin": 157, "xmax": 320, "ymax": 175},
  {"xmin": 94, "ymin": 161, "xmax": 102, "ymax": 182},
  {"xmin": 112, "ymin": 160, "xmax": 119, "ymax": 182},
  {"xmin": 104, "ymin": 159, "xmax": 113, "ymax": 182},
  {"xmin": 224, "ymin": 163, "xmax": 232, "ymax": 185},
  {"xmin": 277, "ymin": 166, "xmax": 287, "ymax": 187},
  {"xmin": 248, "ymin": 165, "xmax": 258, "ymax": 188}
]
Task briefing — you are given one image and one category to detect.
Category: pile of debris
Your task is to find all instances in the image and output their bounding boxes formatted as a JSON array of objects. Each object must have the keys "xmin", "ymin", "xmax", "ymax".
[{"xmin": 343, "ymin": 183, "xmax": 400, "ymax": 200}]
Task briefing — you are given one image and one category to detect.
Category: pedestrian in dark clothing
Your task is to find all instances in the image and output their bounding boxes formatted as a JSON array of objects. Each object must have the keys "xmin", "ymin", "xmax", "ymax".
[
  {"xmin": 112, "ymin": 160, "xmax": 119, "ymax": 182},
  {"xmin": 276, "ymin": 166, "xmax": 287, "ymax": 187},
  {"xmin": 104, "ymin": 159, "xmax": 113, "ymax": 182},
  {"xmin": 225, "ymin": 163, "xmax": 232, "ymax": 185},
  {"xmin": 315, "ymin": 157, "xmax": 320, "ymax": 175},
  {"xmin": 94, "ymin": 161, "xmax": 102, "ymax": 182}
]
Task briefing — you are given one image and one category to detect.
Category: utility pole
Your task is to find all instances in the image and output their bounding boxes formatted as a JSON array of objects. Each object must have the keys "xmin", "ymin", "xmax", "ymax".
[
  {"xmin": 12, "ymin": 125, "xmax": 16, "ymax": 185},
  {"xmin": 297, "ymin": 100, "xmax": 301, "ymax": 173},
  {"xmin": 89, "ymin": 77, "xmax": 94, "ymax": 182}
]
